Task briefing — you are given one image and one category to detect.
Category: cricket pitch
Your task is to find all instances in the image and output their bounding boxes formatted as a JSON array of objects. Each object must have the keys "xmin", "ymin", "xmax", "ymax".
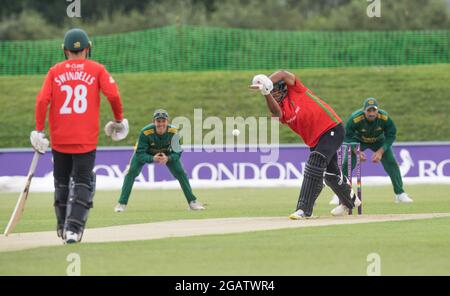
[{"xmin": 1, "ymin": 213, "xmax": 450, "ymax": 252}]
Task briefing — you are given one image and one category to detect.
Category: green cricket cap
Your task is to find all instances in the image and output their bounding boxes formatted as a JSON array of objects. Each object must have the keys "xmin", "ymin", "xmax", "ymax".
[
  {"xmin": 153, "ymin": 109, "xmax": 169, "ymax": 119},
  {"xmin": 62, "ymin": 28, "xmax": 91, "ymax": 52},
  {"xmin": 363, "ymin": 98, "xmax": 379, "ymax": 111}
]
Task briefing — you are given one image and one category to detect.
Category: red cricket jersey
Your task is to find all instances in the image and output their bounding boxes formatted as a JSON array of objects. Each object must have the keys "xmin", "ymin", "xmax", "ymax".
[
  {"xmin": 35, "ymin": 59, "xmax": 123, "ymax": 154},
  {"xmin": 278, "ymin": 78, "xmax": 342, "ymax": 147}
]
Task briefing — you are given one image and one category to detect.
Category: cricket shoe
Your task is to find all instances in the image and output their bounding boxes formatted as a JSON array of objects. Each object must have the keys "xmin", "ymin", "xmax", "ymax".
[
  {"xmin": 329, "ymin": 194, "xmax": 340, "ymax": 205},
  {"xmin": 395, "ymin": 193, "xmax": 413, "ymax": 204},
  {"xmin": 289, "ymin": 209, "xmax": 317, "ymax": 220},
  {"xmin": 331, "ymin": 194, "xmax": 362, "ymax": 216},
  {"xmin": 65, "ymin": 231, "xmax": 79, "ymax": 244},
  {"xmin": 114, "ymin": 203, "xmax": 127, "ymax": 212},
  {"xmin": 189, "ymin": 200, "xmax": 205, "ymax": 210}
]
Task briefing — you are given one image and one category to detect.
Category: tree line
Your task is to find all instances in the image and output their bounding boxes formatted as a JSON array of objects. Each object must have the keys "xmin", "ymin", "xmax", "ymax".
[{"xmin": 1, "ymin": 0, "xmax": 449, "ymax": 40}]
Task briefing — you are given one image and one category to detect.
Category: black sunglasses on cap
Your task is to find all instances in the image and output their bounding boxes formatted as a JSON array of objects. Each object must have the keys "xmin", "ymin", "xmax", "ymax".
[{"xmin": 153, "ymin": 109, "xmax": 169, "ymax": 119}]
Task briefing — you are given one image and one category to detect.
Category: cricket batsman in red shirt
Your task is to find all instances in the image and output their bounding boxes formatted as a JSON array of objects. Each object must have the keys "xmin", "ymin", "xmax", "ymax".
[
  {"xmin": 30, "ymin": 28, "xmax": 129, "ymax": 243},
  {"xmin": 251, "ymin": 70, "xmax": 361, "ymax": 219}
]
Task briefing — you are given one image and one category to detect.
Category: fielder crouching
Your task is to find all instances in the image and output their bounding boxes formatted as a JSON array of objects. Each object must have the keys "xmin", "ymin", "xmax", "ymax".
[
  {"xmin": 31, "ymin": 28, "xmax": 129, "ymax": 244},
  {"xmin": 251, "ymin": 70, "xmax": 361, "ymax": 219},
  {"xmin": 114, "ymin": 109, "xmax": 205, "ymax": 213},
  {"xmin": 329, "ymin": 98, "xmax": 413, "ymax": 205}
]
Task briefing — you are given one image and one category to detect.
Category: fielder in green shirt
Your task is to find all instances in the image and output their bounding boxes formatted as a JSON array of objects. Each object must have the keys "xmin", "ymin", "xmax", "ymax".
[
  {"xmin": 330, "ymin": 98, "xmax": 413, "ymax": 205},
  {"xmin": 114, "ymin": 109, "xmax": 205, "ymax": 212}
]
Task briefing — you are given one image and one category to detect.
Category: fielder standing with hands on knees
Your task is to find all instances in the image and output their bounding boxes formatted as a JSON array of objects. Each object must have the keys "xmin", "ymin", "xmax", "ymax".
[
  {"xmin": 31, "ymin": 28, "xmax": 129, "ymax": 244},
  {"xmin": 329, "ymin": 98, "xmax": 413, "ymax": 205},
  {"xmin": 250, "ymin": 70, "xmax": 361, "ymax": 219}
]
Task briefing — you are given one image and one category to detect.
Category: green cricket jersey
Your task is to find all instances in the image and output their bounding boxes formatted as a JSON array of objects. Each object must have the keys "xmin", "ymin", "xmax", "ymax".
[
  {"xmin": 344, "ymin": 109, "xmax": 397, "ymax": 151},
  {"xmin": 134, "ymin": 123, "xmax": 181, "ymax": 164}
]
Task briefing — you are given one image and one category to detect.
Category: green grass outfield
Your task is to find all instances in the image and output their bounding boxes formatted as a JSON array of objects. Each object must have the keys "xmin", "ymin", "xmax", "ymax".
[
  {"xmin": 1, "ymin": 64, "xmax": 450, "ymax": 147},
  {"xmin": 0, "ymin": 184, "xmax": 449, "ymax": 275}
]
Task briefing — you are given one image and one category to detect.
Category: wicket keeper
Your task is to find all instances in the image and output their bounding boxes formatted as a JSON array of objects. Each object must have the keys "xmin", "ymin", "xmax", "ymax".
[
  {"xmin": 114, "ymin": 109, "xmax": 205, "ymax": 212},
  {"xmin": 31, "ymin": 28, "xmax": 129, "ymax": 244},
  {"xmin": 330, "ymin": 98, "xmax": 413, "ymax": 205},
  {"xmin": 251, "ymin": 70, "xmax": 361, "ymax": 219}
]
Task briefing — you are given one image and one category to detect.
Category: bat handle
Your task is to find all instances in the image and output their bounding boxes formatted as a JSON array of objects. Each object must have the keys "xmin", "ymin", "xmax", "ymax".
[{"xmin": 28, "ymin": 151, "xmax": 41, "ymax": 174}]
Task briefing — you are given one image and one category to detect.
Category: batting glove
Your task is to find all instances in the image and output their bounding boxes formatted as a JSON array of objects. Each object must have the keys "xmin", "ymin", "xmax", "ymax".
[
  {"xmin": 105, "ymin": 118, "xmax": 129, "ymax": 141},
  {"xmin": 30, "ymin": 131, "xmax": 49, "ymax": 154},
  {"xmin": 251, "ymin": 74, "xmax": 273, "ymax": 95}
]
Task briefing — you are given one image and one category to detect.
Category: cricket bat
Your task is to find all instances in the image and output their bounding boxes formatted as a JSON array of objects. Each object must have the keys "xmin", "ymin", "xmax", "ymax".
[{"xmin": 3, "ymin": 151, "xmax": 41, "ymax": 236}]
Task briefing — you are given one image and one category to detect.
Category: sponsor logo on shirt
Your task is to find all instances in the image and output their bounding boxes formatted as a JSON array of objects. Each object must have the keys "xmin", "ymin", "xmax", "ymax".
[
  {"xmin": 361, "ymin": 136, "xmax": 378, "ymax": 143},
  {"xmin": 65, "ymin": 63, "xmax": 85, "ymax": 70},
  {"xmin": 284, "ymin": 106, "xmax": 299, "ymax": 124},
  {"xmin": 286, "ymin": 115, "xmax": 297, "ymax": 124}
]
